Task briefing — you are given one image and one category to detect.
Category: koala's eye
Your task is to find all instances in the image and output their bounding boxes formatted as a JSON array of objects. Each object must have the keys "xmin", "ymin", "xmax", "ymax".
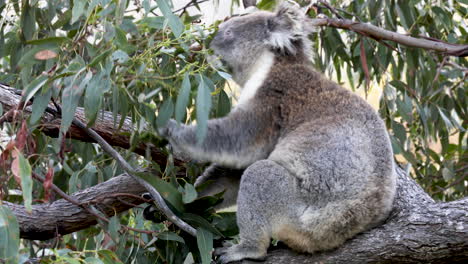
[{"xmin": 225, "ymin": 29, "xmax": 233, "ymax": 37}]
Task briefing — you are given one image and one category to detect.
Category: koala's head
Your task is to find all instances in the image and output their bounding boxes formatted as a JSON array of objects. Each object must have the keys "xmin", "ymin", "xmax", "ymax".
[{"xmin": 210, "ymin": 1, "xmax": 311, "ymax": 83}]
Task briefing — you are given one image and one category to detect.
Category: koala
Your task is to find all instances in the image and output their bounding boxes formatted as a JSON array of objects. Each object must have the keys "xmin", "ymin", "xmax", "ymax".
[{"xmin": 160, "ymin": 2, "xmax": 396, "ymax": 263}]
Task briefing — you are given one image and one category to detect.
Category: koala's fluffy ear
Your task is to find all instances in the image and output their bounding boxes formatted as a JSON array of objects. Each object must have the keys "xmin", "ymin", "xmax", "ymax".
[{"xmin": 267, "ymin": 1, "xmax": 306, "ymax": 54}]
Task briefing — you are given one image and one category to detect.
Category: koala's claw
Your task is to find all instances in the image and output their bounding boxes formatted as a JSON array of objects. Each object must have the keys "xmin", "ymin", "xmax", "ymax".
[{"xmin": 214, "ymin": 243, "xmax": 267, "ymax": 264}]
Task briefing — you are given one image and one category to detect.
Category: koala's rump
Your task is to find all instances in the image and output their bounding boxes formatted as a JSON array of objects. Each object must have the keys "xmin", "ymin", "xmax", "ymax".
[{"xmin": 268, "ymin": 117, "xmax": 393, "ymax": 204}]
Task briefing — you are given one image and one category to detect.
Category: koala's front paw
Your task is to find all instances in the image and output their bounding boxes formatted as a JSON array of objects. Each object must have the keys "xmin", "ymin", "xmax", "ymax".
[
  {"xmin": 158, "ymin": 119, "xmax": 178, "ymax": 138},
  {"xmin": 214, "ymin": 242, "xmax": 267, "ymax": 264}
]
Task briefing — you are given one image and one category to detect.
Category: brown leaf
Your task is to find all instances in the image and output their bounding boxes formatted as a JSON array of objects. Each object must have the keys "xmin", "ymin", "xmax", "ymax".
[
  {"xmin": 0, "ymin": 140, "xmax": 15, "ymax": 169},
  {"xmin": 34, "ymin": 50, "xmax": 58, "ymax": 60},
  {"xmin": 15, "ymin": 120, "xmax": 29, "ymax": 151},
  {"xmin": 43, "ymin": 165, "xmax": 55, "ymax": 202},
  {"xmin": 11, "ymin": 148, "xmax": 21, "ymax": 185},
  {"xmin": 360, "ymin": 39, "xmax": 370, "ymax": 93}
]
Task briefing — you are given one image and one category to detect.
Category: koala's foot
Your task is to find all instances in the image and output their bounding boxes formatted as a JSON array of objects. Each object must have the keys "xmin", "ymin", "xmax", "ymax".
[{"xmin": 214, "ymin": 242, "xmax": 267, "ymax": 264}]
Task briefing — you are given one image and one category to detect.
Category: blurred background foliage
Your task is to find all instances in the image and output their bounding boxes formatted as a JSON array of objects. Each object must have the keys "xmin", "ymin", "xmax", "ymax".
[{"xmin": 0, "ymin": 0, "xmax": 466, "ymax": 263}]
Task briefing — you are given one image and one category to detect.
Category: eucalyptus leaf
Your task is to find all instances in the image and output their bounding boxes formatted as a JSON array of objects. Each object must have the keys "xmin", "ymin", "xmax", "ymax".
[
  {"xmin": 0, "ymin": 205, "xmax": 20, "ymax": 262},
  {"xmin": 175, "ymin": 73, "xmax": 191, "ymax": 122},
  {"xmin": 156, "ymin": 99, "xmax": 174, "ymax": 128},
  {"xmin": 196, "ymin": 75, "xmax": 212, "ymax": 144},
  {"xmin": 155, "ymin": 0, "xmax": 184, "ymax": 38},
  {"xmin": 196, "ymin": 228, "xmax": 213, "ymax": 264},
  {"xmin": 17, "ymin": 151, "xmax": 32, "ymax": 213}
]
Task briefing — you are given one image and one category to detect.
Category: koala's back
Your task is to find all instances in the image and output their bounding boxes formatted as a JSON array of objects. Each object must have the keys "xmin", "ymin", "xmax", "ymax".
[{"xmin": 244, "ymin": 59, "xmax": 396, "ymax": 251}]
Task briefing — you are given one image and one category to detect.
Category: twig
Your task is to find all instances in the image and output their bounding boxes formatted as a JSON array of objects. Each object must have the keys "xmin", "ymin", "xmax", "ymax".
[
  {"xmin": 174, "ymin": 0, "xmax": 209, "ymax": 15},
  {"xmin": 316, "ymin": 1, "xmax": 344, "ymax": 19}
]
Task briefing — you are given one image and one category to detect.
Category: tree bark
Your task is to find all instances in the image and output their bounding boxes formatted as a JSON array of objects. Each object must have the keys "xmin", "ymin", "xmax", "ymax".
[
  {"xmin": 2, "ymin": 174, "xmax": 146, "ymax": 240},
  {"xmin": 1, "ymin": 86, "xmax": 467, "ymax": 262}
]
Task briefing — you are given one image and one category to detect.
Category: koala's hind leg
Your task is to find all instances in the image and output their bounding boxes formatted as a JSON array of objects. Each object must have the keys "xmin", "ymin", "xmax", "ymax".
[{"xmin": 215, "ymin": 160, "xmax": 302, "ymax": 264}]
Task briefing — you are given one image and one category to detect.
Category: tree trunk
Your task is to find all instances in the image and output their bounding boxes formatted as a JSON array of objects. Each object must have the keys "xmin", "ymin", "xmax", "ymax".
[{"xmin": 1, "ymin": 85, "xmax": 467, "ymax": 262}]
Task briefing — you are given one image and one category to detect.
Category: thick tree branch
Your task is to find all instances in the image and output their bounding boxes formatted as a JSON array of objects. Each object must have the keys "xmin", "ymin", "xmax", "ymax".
[
  {"xmin": 308, "ymin": 17, "xmax": 468, "ymax": 57},
  {"xmin": 3, "ymin": 174, "xmax": 146, "ymax": 240}
]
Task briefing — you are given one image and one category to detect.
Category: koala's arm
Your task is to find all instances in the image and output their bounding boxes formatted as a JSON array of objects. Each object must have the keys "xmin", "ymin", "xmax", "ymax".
[{"xmin": 161, "ymin": 106, "xmax": 278, "ymax": 168}]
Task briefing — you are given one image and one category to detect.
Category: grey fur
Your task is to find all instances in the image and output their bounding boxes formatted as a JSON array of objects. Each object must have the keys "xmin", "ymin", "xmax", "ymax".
[{"xmin": 160, "ymin": 2, "xmax": 396, "ymax": 263}]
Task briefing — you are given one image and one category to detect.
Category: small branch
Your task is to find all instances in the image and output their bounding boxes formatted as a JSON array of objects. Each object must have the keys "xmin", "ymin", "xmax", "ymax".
[
  {"xmin": 308, "ymin": 17, "xmax": 468, "ymax": 57},
  {"xmin": 174, "ymin": 0, "xmax": 210, "ymax": 15},
  {"xmin": 315, "ymin": 1, "xmax": 344, "ymax": 19}
]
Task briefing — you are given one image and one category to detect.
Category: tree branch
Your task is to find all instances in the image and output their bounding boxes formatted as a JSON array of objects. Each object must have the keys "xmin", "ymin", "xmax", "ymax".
[
  {"xmin": 308, "ymin": 17, "xmax": 468, "ymax": 57},
  {"xmin": 2, "ymin": 174, "xmax": 146, "ymax": 240}
]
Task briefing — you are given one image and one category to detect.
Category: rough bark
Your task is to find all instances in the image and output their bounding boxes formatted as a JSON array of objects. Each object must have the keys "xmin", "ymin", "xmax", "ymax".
[
  {"xmin": 1, "ymin": 86, "xmax": 467, "ymax": 262},
  {"xmin": 2, "ymin": 174, "xmax": 146, "ymax": 240}
]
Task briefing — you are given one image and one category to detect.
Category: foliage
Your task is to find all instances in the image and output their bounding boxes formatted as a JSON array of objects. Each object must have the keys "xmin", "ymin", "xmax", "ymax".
[
  {"xmin": 300, "ymin": 0, "xmax": 467, "ymax": 201},
  {"xmin": 0, "ymin": 0, "xmax": 466, "ymax": 263}
]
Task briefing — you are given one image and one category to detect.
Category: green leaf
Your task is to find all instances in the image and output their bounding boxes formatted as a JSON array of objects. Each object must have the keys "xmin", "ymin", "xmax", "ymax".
[
  {"xmin": 107, "ymin": 216, "xmax": 120, "ymax": 243},
  {"xmin": 156, "ymin": 0, "xmax": 184, "ymax": 37},
  {"xmin": 88, "ymin": 48, "xmax": 113, "ymax": 67},
  {"xmin": 0, "ymin": 205, "xmax": 20, "ymax": 262},
  {"xmin": 182, "ymin": 183, "xmax": 197, "ymax": 204},
  {"xmin": 134, "ymin": 172, "xmax": 184, "ymax": 212},
  {"xmin": 60, "ymin": 71, "xmax": 91, "ymax": 139},
  {"xmin": 196, "ymin": 228, "xmax": 213, "ymax": 264},
  {"xmin": 437, "ymin": 107, "xmax": 454, "ymax": 131},
  {"xmin": 395, "ymin": 0, "xmax": 415, "ymax": 30},
  {"xmin": 217, "ymin": 71, "xmax": 231, "ymax": 80},
  {"xmin": 30, "ymin": 87, "xmax": 52, "ymax": 124},
  {"xmin": 97, "ymin": 249, "xmax": 123, "ymax": 264},
  {"xmin": 22, "ymin": 74, "xmax": 49, "ymax": 105},
  {"xmin": 216, "ymin": 89, "xmax": 231, "ymax": 117},
  {"xmin": 85, "ymin": 71, "xmax": 110, "ymax": 126},
  {"xmin": 182, "ymin": 213, "xmax": 223, "ymax": 237},
  {"xmin": 212, "ymin": 212, "xmax": 239, "ymax": 237},
  {"xmin": 139, "ymin": 17, "xmax": 165, "ymax": 29},
  {"xmin": 175, "ymin": 73, "xmax": 191, "ymax": 123},
  {"xmin": 20, "ymin": 1, "xmax": 36, "ymax": 41},
  {"xmin": 17, "ymin": 151, "xmax": 32, "ymax": 213},
  {"xmin": 84, "ymin": 257, "xmax": 104, "ymax": 264},
  {"xmin": 156, "ymin": 99, "xmax": 174, "ymax": 128},
  {"xmin": 157, "ymin": 231, "xmax": 186, "ymax": 244},
  {"xmin": 257, "ymin": 0, "xmax": 276, "ymax": 10},
  {"xmin": 111, "ymin": 50, "xmax": 130, "ymax": 64},
  {"xmin": 196, "ymin": 75, "xmax": 212, "ymax": 144},
  {"xmin": 71, "ymin": 0, "xmax": 86, "ymax": 24},
  {"xmin": 442, "ymin": 167, "xmax": 454, "ymax": 181}
]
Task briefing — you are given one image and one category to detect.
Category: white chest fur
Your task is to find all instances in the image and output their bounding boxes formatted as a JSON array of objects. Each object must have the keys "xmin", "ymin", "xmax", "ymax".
[{"xmin": 237, "ymin": 51, "xmax": 275, "ymax": 105}]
